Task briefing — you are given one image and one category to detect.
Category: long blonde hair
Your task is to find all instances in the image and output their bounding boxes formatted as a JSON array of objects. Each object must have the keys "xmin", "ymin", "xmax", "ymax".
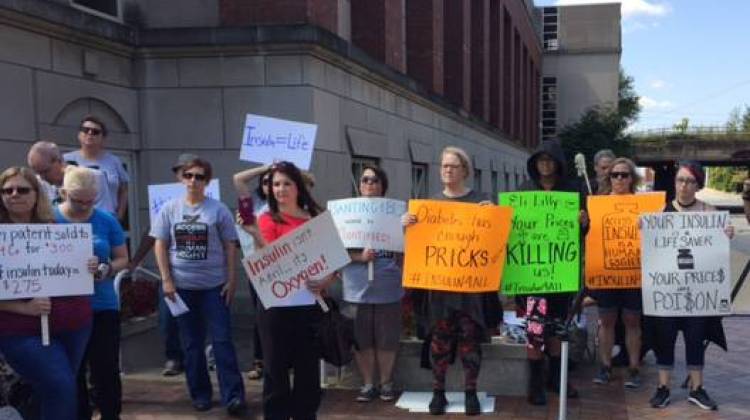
[{"xmin": 0, "ymin": 166, "xmax": 54, "ymax": 223}]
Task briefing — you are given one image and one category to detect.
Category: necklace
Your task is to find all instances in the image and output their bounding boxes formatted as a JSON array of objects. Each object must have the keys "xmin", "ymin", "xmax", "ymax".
[{"xmin": 676, "ymin": 198, "xmax": 697, "ymax": 209}]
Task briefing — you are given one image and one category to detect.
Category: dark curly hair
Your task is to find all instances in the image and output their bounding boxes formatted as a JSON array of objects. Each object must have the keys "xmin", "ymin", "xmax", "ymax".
[{"xmin": 266, "ymin": 161, "xmax": 322, "ymax": 223}]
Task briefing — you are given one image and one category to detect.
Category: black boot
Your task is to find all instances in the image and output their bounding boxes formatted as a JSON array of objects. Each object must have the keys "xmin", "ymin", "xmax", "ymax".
[
  {"xmin": 548, "ymin": 356, "xmax": 579, "ymax": 398},
  {"xmin": 528, "ymin": 359, "xmax": 547, "ymax": 406},
  {"xmin": 465, "ymin": 390, "xmax": 480, "ymax": 416},
  {"xmin": 429, "ymin": 389, "xmax": 448, "ymax": 415}
]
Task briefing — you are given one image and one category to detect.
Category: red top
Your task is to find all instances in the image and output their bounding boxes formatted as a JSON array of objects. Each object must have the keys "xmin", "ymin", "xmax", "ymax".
[
  {"xmin": 0, "ymin": 296, "xmax": 92, "ymax": 337},
  {"xmin": 258, "ymin": 212, "xmax": 309, "ymax": 243}
]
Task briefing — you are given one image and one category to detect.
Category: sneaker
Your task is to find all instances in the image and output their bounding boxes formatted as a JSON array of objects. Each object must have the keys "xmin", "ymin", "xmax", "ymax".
[
  {"xmin": 688, "ymin": 387, "xmax": 718, "ymax": 411},
  {"xmin": 246, "ymin": 361, "xmax": 263, "ymax": 380},
  {"xmin": 592, "ymin": 366, "xmax": 611, "ymax": 385},
  {"xmin": 226, "ymin": 398, "xmax": 247, "ymax": 417},
  {"xmin": 429, "ymin": 390, "xmax": 448, "ymax": 415},
  {"xmin": 356, "ymin": 385, "xmax": 378, "ymax": 402},
  {"xmin": 464, "ymin": 390, "xmax": 480, "ymax": 416},
  {"xmin": 649, "ymin": 386, "xmax": 670, "ymax": 408},
  {"xmin": 624, "ymin": 368, "xmax": 642, "ymax": 389},
  {"xmin": 161, "ymin": 359, "xmax": 183, "ymax": 377},
  {"xmin": 379, "ymin": 383, "xmax": 397, "ymax": 402}
]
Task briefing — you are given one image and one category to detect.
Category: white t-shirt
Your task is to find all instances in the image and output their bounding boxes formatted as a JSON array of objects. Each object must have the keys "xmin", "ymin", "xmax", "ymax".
[{"xmin": 64, "ymin": 150, "xmax": 129, "ymax": 213}]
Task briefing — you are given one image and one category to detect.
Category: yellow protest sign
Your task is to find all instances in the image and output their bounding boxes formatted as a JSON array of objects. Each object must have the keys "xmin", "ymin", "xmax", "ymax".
[
  {"xmin": 403, "ymin": 200, "xmax": 513, "ymax": 293},
  {"xmin": 585, "ymin": 192, "xmax": 665, "ymax": 289}
]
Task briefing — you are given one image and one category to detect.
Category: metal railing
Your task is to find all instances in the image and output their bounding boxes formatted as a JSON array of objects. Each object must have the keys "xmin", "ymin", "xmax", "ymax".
[{"xmin": 630, "ymin": 126, "xmax": 750, "ymax": 142}]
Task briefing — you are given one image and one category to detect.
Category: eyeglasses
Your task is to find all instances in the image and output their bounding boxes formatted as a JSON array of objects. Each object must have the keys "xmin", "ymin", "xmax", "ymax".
[
  {"xmin": 360, "ymin": 176, "xmax": 380, "ymax": 185},
  {"xmin": 80, "ymin": 126, "xmax": 102, "ymax": 136},
  {"xmin": 182, "ymin": 172, "xmax": 207, "ymax": 182},
  {"xmin": 69, "ymin": 197, "xmax": 95, "ymax": 206},
  {"xmin": 441, "ymin": 164, "xmax": 463, "ymax": 170},
  {"xmin": 609, "ymin": 171, "xmax": 631, "ymax": 180},
  {"xmin": 1, "ymin": 186, "xmax": 32, "ymax": 196},
  {"xmin": 676, "ymin": 177, "xmax": 697, "ymax": 186},
  {"xmin": 262, "ymin": 178, "xmax": 271, "ymax": 186}
]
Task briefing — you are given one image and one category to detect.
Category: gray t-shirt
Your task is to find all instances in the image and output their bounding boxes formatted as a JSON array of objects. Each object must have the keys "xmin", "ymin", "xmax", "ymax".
[
  {"xmin": 151, "ymin": 197, "xmax": 238, "ymax": 290},
  {"xmin": 342, "ymin": 250, "xmax": 404, "ymax": 304},
  {"xmin": 64, "ymin": 150, "xmax": 129, "ymax": 213}
]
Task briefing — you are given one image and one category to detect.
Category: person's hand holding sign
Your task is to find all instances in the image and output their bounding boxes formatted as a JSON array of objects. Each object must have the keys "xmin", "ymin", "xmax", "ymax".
[
  {"xmin": 20, "ymin": 297, "xmax": 51, "ymax": 316},
  {"xmin": 401, "ymin": 212, "xmax": 417, "ymax": 228},
  {"xmin": 162, "ymin": 277, "xmax": 177, "ymax": 302},
  {"xmin": 358, "ymin": 248, "xmax": 377, "ymax": 263}
]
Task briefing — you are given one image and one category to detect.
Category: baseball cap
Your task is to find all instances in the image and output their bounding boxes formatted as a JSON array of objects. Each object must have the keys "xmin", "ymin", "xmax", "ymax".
[{"xmin": 172, "ymin": 153, "xmax": 199, "ymax": 173}]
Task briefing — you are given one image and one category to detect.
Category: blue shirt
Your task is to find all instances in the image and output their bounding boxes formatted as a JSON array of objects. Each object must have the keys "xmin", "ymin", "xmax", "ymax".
[
  {"xmin": 54, "ymin": 207, "xmax": 126, "ymax": 311},
  {"xmin": 342, "ymin": 250, "xmax": 404, "ymax": 304}
]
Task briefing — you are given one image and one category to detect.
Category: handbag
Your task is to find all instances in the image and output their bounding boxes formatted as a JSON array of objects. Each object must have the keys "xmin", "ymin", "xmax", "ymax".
[{"xmin": 316, "ymin": 298, "xmax": 356, "ymax": 367}]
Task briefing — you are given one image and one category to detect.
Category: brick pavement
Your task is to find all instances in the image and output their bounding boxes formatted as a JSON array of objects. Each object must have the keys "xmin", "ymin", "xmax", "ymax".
[{"xmin": 119, "ymin": 316, "xmax": 749, "ymax": 419}]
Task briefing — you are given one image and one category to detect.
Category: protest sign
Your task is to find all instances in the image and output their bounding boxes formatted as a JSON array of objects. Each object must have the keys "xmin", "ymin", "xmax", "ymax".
[
  {"xmin": 242, "ymin": 211, "xmax": 350, "ymax": 308},
  {"xmin": 148, "ymin": 180, "xmax": 220, "ymax": 225},
  {"xmin": 499, "ymin": 191, "xmax": 580, "ymax": 295},
  {"xmin": 585, "ymin": 192, "xmax": 665, "ymax": 289},
  {"xmin": 239, "ymin": 114, "xmax": 317, "ymax": 170},
  {"xmin": 402, "ymin": 200, "xmax": 513, "ymax": 293},
  {"xmin": 640, "ymin": 211, "xmax": 731, "ymax": 316},
  {"xmin": 0, "ymin": 224, "xmax": 93, "ymax": 300},
  {"xmin": 236, "ymin": 225, "xmax": 256, "ymax": 258},
  {"xmin": 327, "ymin": 197, "xmax": 407, "ymax": 252}
]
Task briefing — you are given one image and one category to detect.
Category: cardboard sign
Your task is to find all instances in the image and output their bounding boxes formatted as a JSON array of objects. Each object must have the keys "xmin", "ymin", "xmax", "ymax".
[
  {"xmin": 239, "ymin": 114, "xmax": 317, "ymax": 170},
  {"xmin": 148, "ymin": 180, "xmax": 220, "ymax": 226},
  {"xmin": 327, "ymin": 197, "xmax": 407, "ymax": 252},
  {"xmin": 242, "ymin": 212, "xmax": 350, "ymax": 308},
  {"xmin": 0, "ymin": 224, "xmax": 93, "ymax": 299},
  {"xmin": 640, "ymin": 211, "xmax": 731, "ymax": 316},
  {"xmin": 402, "ymin": 200, "xmax": 513, "ymax": 293},
  {"xmin": 585, "ymin": 193, "xmax": 665, "ymax": 289},
  {"xmin": 499, "ymin": 191, "xmax": 581, "ymax": 295}
]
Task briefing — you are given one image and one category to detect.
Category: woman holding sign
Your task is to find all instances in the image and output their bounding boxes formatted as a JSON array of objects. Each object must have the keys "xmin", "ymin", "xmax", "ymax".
[
  {"xmin": 255, "ymin": 161, "xmax": 333, "ymax": 420},
  {"xmin": 646, "ymin": 161, "xmax": 733, "ymax": 411},
  {"xmin": 152, "ymin": 158, "xmax": 246, "ymax": 416},
  {"xmin": 54, "ymin": 167, "xmax": 129, "ymax": 420},
  {"xmin": 402, "ymin": 146, "xmax": 499, "ymax": 416},
  {"xmin": 0, "ymin": 166, "xmax": 98, "ymax": 420},
  {"xmin": 342, "ymin": 165, "xmax": 404, "ymax": 402}
]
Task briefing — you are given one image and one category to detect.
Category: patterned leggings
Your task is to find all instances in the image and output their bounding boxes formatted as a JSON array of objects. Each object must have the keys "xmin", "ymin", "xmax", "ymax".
[{"xmin": 431, "ymin": 311, "xmax": 482, "ymax": 391}]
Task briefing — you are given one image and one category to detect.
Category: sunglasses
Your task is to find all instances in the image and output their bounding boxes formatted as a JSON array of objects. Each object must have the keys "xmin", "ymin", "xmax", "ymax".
[
  {"xmin": 80, "ymin": 126, "xmax": 102, "ymax": 136},
  {"xmin": 609, "ymin": 171, "xmax": 631, "ymax": 179},
  {"xmin": 1, "ymin": 186, "xmax": 32, "ymax": 196},
  {"xmin": 262, "ymin": 178, "xmax": 271, "ymax": 186},
  {"xmin": 182, "ymin": 172, "xmax": 207, "ymax": 182},
  {"xmin": 360, "ymin": 176, "xmax": 381, "ymax": 184}
]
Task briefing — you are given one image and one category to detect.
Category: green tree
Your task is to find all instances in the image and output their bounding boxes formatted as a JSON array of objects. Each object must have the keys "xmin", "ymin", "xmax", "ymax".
[
  {"xmin": 742, "ymin": 105, "xmax": 750, "ymax": 132},
  {"xmin": 673, "ymin": 117, "xmax": 690, "ymax": 134}
]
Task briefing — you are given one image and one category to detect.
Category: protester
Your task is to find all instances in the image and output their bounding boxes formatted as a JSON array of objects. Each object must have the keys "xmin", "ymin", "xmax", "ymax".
[
  {"xmin": 63, "ymin": 116, "xmax": 129, "ymax": 222},
  {"xmin": 53, "ymin": 167, "xmax": 129, "ymax": 420},
  {"xmin": 127, "ymin": 153, "xmax": 199, "ymax": 376},
  {"xmin": 742, "ymin": 178, "xmax": 750, "ymax": 224},
  {"xmin": 0, "ymin": 166, "xmax": 98, "ymax": 420},
  {"xmin": 342, "ymin": 165, "xmax": 404, "ymax": 402},
  {"xmin": 151, "ymin": 157, "xmax": 246, "ymax": 416},
  {"xmin": 255, "ymin": 161, "xmax": 334, "ymax": 420},
  {"xmin": 591, "ymin": 149, "xmax": 615, "ymax": 194},
  {"xmin": 592, "ymin": 157, "xmax": 645, "ymax": 388},
  {"xmin": 647, "ymin": 161, "xmax": 733, "ymax": 410},
  {"xmin": 402, "ymin": 146, "xmax": 499, "ymax": 416},
  {"xmin": 515, "ymin": 139, "xmax": 583, "ymax": 405}
]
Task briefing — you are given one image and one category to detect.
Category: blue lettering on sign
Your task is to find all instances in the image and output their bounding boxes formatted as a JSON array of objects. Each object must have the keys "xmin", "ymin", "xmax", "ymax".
[{"xmin": 244, "ymin": 125, "xmax": 309, "ymax": 151}]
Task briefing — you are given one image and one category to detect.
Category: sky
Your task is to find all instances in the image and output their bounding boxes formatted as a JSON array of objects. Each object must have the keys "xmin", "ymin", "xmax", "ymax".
[{"xmin": 534, "ymin": 0, "xmax": 750, "ymax": 132}]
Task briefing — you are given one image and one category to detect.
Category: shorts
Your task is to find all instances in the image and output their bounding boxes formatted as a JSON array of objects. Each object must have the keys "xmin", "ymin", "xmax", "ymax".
[
  {"xmin": 345, "ymin": 302, "xmax": 402, "ymax": 352},
  {"xmin": 592, "ymin": 289, "xmax": 642, "ymax": 314}
]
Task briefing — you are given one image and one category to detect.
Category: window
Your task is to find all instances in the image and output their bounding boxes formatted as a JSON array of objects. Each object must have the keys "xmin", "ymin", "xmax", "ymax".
[
  {"xmin": 542, "ymin": 7, "xmax": 559, "ymax": 51},
  {"xmin": 541, "ymin": 76, "xmax": 558, "ymax": 141},
  {"xmin": 474, "ymin": 169, "xmax": 482, "ymax": 192},
  {"xmin": 351, "ymin": 156, "xmax": 380, "ymax": 196},
  {"xmin": 70, "ymin": 0, "xmax": 121, "ymax": 21},
  {"xmin": 491, "ymin": 170, "xmax": 499, "ymax": 199},
  {"xmin": 411, "ymin": 163, "xmax": 429, "ymax": 199},
  {"xmin": 504, "ymin": 171, "xmax": 510, "ymax": 192}
]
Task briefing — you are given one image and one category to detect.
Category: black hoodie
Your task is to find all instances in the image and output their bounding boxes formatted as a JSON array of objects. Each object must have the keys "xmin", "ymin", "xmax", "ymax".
[{"xmin": 518, "ymin": 139, "xmax": 583, "ymax": 194}]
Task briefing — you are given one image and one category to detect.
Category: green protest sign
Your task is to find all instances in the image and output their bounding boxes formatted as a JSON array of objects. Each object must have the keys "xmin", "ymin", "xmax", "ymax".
[{"xmin": 499, "ymin": 191, "xmax": 580, "ymax": 295}]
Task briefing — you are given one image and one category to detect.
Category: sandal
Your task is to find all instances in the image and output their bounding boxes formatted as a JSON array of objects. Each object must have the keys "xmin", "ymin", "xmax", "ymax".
[{"xmin": 246, "ymin": 361, "xmax": 263, "ymax": 380}]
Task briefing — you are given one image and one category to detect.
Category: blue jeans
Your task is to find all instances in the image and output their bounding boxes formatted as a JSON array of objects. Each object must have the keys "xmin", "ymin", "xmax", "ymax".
[
  {"xmin": 0, "ymin": 325, "xmax": 91, "ymax": 420},
  {"xmin": 158, "ymin": 287, "xmax": 183, "ymax": 363},
  {"xmin": 176, "ymin": 286, "xmax": 245, "ymax": 406}
]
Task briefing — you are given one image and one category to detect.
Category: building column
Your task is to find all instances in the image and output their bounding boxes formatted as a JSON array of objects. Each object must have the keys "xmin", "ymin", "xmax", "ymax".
[
  {"xmin": 470, "ymin": 0, "xmax": 490, "ymax": 121},
  {"xmin": 351, "ymin": 0, "xmax": 406, "ymax": 73},
  {"xmin": 219, "ymin": 0, "xmax": 340, "ymax": 35},
  {"xmin": 443, "ymin": 0, "xmax": 471, "ymax": 111},
  {"xmin": 406, "ymin": 0, "xmax": 444, "ymax": 94}
]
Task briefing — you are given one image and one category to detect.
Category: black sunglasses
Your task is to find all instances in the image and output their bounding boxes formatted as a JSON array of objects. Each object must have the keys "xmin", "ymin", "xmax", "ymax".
[
  {"xmin": 1, "ymin": 186, "xmax": 32, "ymax": 196},
  {"xmin": 80, "ymin": 126, "xmax": 102, "ymax": 136},
  {"xmin": 262, "ymin": 177, "xmax": 271, "ymax": 186},
  {"xmin": 360, "ymin": 176, "xmax": 381, "ymax": 184},
  {"xmin": 609, "ymin": 171, "xmax": 631, "ymax": 179},
  {"xmin": 182, "ymin": 172, "xmax": 207, "ymax": 182}
]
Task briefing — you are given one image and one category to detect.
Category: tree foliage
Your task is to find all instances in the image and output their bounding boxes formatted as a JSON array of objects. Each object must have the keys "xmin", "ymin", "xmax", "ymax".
[{"xmin": 707, "ymin": 105, "xmax": 750, "ymax": 192}]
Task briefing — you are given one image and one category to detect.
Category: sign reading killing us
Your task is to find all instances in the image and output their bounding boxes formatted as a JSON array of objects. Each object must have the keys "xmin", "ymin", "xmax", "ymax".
[
  {"xmin": 327, "ymin": 197, "xmax": 407, "ymax": 252},
  {"xmin": 242, "ymin": 212, "xmax": 351, "ymax": 309},
  {"xmin": 499, "ymin": 191, "xmax": 580, "ymax": 295},
  {"xmin": 640, "ymin": 211, "xmax": 731, "ymax": 316},
  {"xmin": 402, "ymin": 200, "xmax": 513, "ymax": 293},
  {"xmin": 585, "ymin": 192, "xmax": 665, "ymax": 289},
  {"xmin": 0, "ymin": 224, "xmax": 93, "ymax": 300},
  {"xmin": 239, "ymin": 113, "xmax": 318, "ymax": 170}
]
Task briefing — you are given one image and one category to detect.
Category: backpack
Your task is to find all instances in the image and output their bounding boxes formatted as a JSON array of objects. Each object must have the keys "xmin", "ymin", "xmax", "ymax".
[{"xmin": 316, "ymin": 298, "xmax": 356, "ymax": 367}]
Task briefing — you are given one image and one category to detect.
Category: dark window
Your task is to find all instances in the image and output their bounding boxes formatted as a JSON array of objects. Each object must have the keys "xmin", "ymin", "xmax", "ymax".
[
  {"xmin": 474, "ymin": 169, "xmax": 482, "ymax": 192},
  {"xmin": 71, "ymin": 0, "xmax": 118, "ymax": 17},
  {"xmin": 411, "ymin": 163, "xmax": 429, "ymax": 198}
]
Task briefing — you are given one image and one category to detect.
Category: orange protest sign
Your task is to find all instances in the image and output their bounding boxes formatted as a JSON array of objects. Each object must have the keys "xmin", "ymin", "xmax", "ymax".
[
  {"xmin": 403, "ymin": 200, "xmax": 513, "ymax": 293},
  {"xmin": 585, "ymin": 192, "xmax": 666, "ymax": 289}
]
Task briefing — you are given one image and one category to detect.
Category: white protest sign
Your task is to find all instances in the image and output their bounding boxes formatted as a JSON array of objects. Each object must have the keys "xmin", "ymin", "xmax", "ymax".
[
  {"xmin": 242, "ymin": 211, "xmax": 350, "ymax": 308},
  {"xmin": 0, "ymin": 224, "xmax": 93, "ymax": 299},
  {"xmin": 640, "ymin": 211, "xmax": 732, "ymax": 317},
  {"xmin": 235, "ymin": 225, "xmax": 256, "ymax": 258},
  {"xmin": 148, "ymin": 180, "xmax": 221, "ymax": 225},
  {"xmin": 327, "ymin": 197, "xmax": 407, "ymax": 252},
  {"xmin": 239, "ymin": 114, "xmax": 317, "ymax": 170}
]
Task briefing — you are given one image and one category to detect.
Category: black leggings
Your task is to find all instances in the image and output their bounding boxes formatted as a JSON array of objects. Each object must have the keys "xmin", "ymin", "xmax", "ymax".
[
  {"xmin": 652, "ymin": 316, "xmax": 708, "ymax": 370},
  {"xmin": 77, "ymin": 310, "xmax": 121, "ymax": 420}
]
